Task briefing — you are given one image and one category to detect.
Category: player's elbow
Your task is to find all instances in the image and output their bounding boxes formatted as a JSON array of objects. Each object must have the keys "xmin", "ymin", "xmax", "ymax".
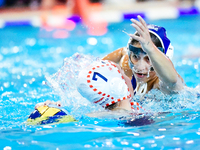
[{"xmin": 169, "ymin": 76, "xmax": 184, "ymax": 92}]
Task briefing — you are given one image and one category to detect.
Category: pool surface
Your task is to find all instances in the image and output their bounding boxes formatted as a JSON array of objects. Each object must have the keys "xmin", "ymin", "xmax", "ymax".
[{"xmin": 0, "ymin": 15, "xmax": 200, "ymax": 149}]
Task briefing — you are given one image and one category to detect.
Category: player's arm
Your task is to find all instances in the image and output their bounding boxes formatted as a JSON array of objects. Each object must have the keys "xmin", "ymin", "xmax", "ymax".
[
  {"xmin": 130, "ymin": 16, "xmax": 184, "ymax": 92},
  {"xmin": 35, "ymin": 100, "xmax": 61, "ymax": 109}
]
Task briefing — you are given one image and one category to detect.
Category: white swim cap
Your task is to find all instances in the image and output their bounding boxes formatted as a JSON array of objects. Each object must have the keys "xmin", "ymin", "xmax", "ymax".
[{"xmin": 77, "ymin": 60, "xmax": 131, "ymax": 108}]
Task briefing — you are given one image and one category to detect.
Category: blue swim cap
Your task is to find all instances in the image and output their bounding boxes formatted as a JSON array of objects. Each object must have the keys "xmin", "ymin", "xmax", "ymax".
[
  {"xmin": 127, "ymin": 24, "xmax": 174, "ymax": 60},
  {"xmin": 147, "ymin": 24, "xmax": 174, "ymax": 60}
]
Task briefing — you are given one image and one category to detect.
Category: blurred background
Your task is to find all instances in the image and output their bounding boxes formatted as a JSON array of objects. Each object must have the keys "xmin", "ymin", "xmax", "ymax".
[{"xmin": 0, "ymin": 0, "xmax": 199, "ymax": 31}]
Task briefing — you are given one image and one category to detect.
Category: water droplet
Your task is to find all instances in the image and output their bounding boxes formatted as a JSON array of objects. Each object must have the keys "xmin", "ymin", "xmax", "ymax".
[
  {"xmin": 173, "ymin": 137, "xmax": 180, "ymax": 140},
  {"xmin": 26, "ymin": 38, "xmax": 36, "ymax": 46},
  {"xmin": 0, "ymin": 54, "xmax": 3, "ymax": 61},
  {"xmin": 122, "ymin": 30, "xmax": 130, "ymax": 36},
  {"xmin": 3, "ymin": 146, "xmax": 12, "ymax": 150},
  {"xmin": 158, "ymin": 128, "xmax": 166, "ymax": 131},
  {"xmin": 132, "ymin": 143, "xmax": 140, "ymax": 147},
  {"xmin": 87, "ymin": 37, "xmax": 97, "ymax": 45},
  {"xmin": 3, "ymin": 82, "xmax": 9, "ymax": 88},
  {"xmin": 22, "ymin": 71, "xmax": 26, "ymax": 76},
  {"xmin": 17, "ymin": 75, "xmax": 21, "ymax": 79},
  {"xmin": 186, "ymin": 140, "xmax": 194, "ymax": 144},
  {"xmin": 147, "ymin": 69, "xmax": 150, "ymax": 78},
  {"xmin": 56, "ymin": 47, "xmax": 62, "ymax": 54},
  {"xmin": 155, "ymin": 135, "xmax": 165, "ymax": 139},
  {"xmin": 77, "ymin": 46, "xmax": 84, "ymax": 53},
  {"xmin": 1, "ymin": 86, "xmax": 4, "ymax": 91},
  {"xmin": 13, "ymin": 46, "xmax": 19, "ymax": 53},
  {"xmin": 121, "ymin": 141, "xmax": 129, "ymax": 145}
]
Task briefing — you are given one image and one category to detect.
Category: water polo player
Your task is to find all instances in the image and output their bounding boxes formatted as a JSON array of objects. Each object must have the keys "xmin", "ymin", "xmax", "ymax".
[
  {"xmin": 103, "ymin": 15, "xmax": 184, "ymax": 96},
  {"xmin": 34, "ymin": 60, "xmax": 144, "ymax": 121}
]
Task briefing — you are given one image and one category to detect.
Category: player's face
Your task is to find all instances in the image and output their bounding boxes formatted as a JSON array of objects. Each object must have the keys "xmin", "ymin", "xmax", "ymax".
[{"xmin": 129, "ymin": 45, "xmax": 156, "ymax": 83}]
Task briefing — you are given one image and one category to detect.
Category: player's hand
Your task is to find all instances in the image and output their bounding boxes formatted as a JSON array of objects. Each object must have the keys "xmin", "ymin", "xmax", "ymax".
[
  {"xmin": 129, "ymin": 15, "xmax": 154, "ymax": 53},
  {"xmin": 35, "ymin": 100, "xmax": 62, "ymax": 109}
]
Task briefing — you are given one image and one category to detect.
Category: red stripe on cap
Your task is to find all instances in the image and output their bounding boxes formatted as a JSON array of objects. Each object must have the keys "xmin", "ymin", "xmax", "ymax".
[
  {"xmin": 111, "ymin": 97, "xmax": 114, "ymax": 99},
  {"xmin": 123, "ymin": 97, "xmax": 126, "ymax": 100},
  {"xmin": 137, "ymin": 107, "xmax": 139, "ymax": 110},
  {"xmin": 92, "ymin": 67, "xmax": 95, "ymax": 70},
  {"xmin": 111, "ymin": 64, "xmax": 116, "ymax": 67},
  {"xmin": 87, "ymin": 75, "xmax": 90, "ymax": 78},
  {"xmin": 121, "ymin": 76, "xmax": 124, "ymax": 79},
  {"xmin": 117, "ymin": 99, "xmax": 121, "ymax": 102},
  {"xmin": 118, "ymin": 70, "xmax": 120, "ymax": 73},
  {"xmin": 101, "ymin": 65, "xmax": 104, "ymax": 67},
  {"xmin": 87, "ymin": 80, "xmax": 90, "ymax": 83},
  {"xmin": 94, "ymin": 97, "xmax": 104, "ymax": 103},
  {"xmin": 130, "ymin": 102, "xmax": 134, "ymax": 105},
  {"xmin": 98, "ymin": 91, "xmax": 102, "ymax": 94},
  {"xmin": 102, "ymin": 93, "xmax": 106, "ymax": 96},
  {"xmin": 136, "ymin": 102, "xmax": 139, "ymax": 106},
  {"xmin": 107, "ymin": 95, "xmax": 110, "ymax": 97},
  {"xmin": 89, "ymin": 85, "xmax": 93, "ymax": 88},
  {"xmin": 112, "ymin": 101, "xmax": 115, "ymax": 104},
  {"xmin": 93, "ymin": 88, "xmax": 97, "ymax": 91},
  {"xmin": 97, "ymin": 66, "xmax": 100, "ymax": 68},
  {"xmin": 88, "ymin": 71, "xmax": 92, "ymax": 74},
  {"xmin": 106, "ymin": 103, "xmax": 109, "ymax": 107}
]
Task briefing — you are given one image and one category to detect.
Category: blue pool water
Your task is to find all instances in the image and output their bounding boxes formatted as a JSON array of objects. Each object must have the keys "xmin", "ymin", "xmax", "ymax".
[{"xmin": 0, "ymin": 15, "xmax": 200, "ymax": 149}]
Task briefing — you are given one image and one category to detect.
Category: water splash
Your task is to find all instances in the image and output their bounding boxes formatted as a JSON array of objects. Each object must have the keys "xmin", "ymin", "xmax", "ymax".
[
  {"xmin": 133, "ymin": 85, "xmax": 200, "ymax": 113},
  {"xmin": 45, "ymin": 53, "xmax": 102, "ymax": 118},
  {"xmin": 122, "ymin": 30, "xmax": 131, "ymax": 37},
  {"xmin": 147, "ymin": 69, "xmax": 150, "ymax": 78}
]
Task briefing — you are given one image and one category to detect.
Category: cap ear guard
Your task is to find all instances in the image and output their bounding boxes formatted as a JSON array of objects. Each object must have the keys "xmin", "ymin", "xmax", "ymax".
[
  {"xmin": 109, "ymin": 77, "xmax": 128, "ymax": 97},
  {"xmin": 166, "ymin": 43, "xmax": 174, "ymax": 60}
]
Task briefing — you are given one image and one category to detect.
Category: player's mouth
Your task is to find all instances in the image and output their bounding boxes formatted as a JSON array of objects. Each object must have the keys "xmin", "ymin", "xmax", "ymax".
[{"xmin": 135, "ymin": 72, "xmax": 147, "ymax": 78}]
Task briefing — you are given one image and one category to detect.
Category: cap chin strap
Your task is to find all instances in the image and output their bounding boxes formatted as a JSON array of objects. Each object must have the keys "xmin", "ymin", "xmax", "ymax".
[{"xmin": 134, "ymin": 83, "xmax": 147, "ymax": 96}]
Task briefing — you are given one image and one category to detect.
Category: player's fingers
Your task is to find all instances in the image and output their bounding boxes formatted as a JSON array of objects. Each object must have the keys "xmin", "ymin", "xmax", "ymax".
[
  {"xmin": 137, "ymin": 15, "xmax": 147, "ymax": 28},
  {"xmin": 35, "ymin": 102, "xmax": 43, "ymax": 109},
  {"xmin": 129, "ymin": 33, "xmax": 144, "ymax": 43},
  {"xmin": 44, "ymin": 100, "xmax": 51, "ymax": 106},
  {"xmin": 130, "ymin": 17, "xmax": 145, "ymax": 33},
  {"xmin": 130, "ymin": 23, "xmax": 143, "ymax": 37}
]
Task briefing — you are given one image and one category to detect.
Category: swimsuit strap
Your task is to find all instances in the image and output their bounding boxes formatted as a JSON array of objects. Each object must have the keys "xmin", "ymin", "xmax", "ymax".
[{"xmin": 131, "ymin": 75, "xmax": 137, "ymax": 93}]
